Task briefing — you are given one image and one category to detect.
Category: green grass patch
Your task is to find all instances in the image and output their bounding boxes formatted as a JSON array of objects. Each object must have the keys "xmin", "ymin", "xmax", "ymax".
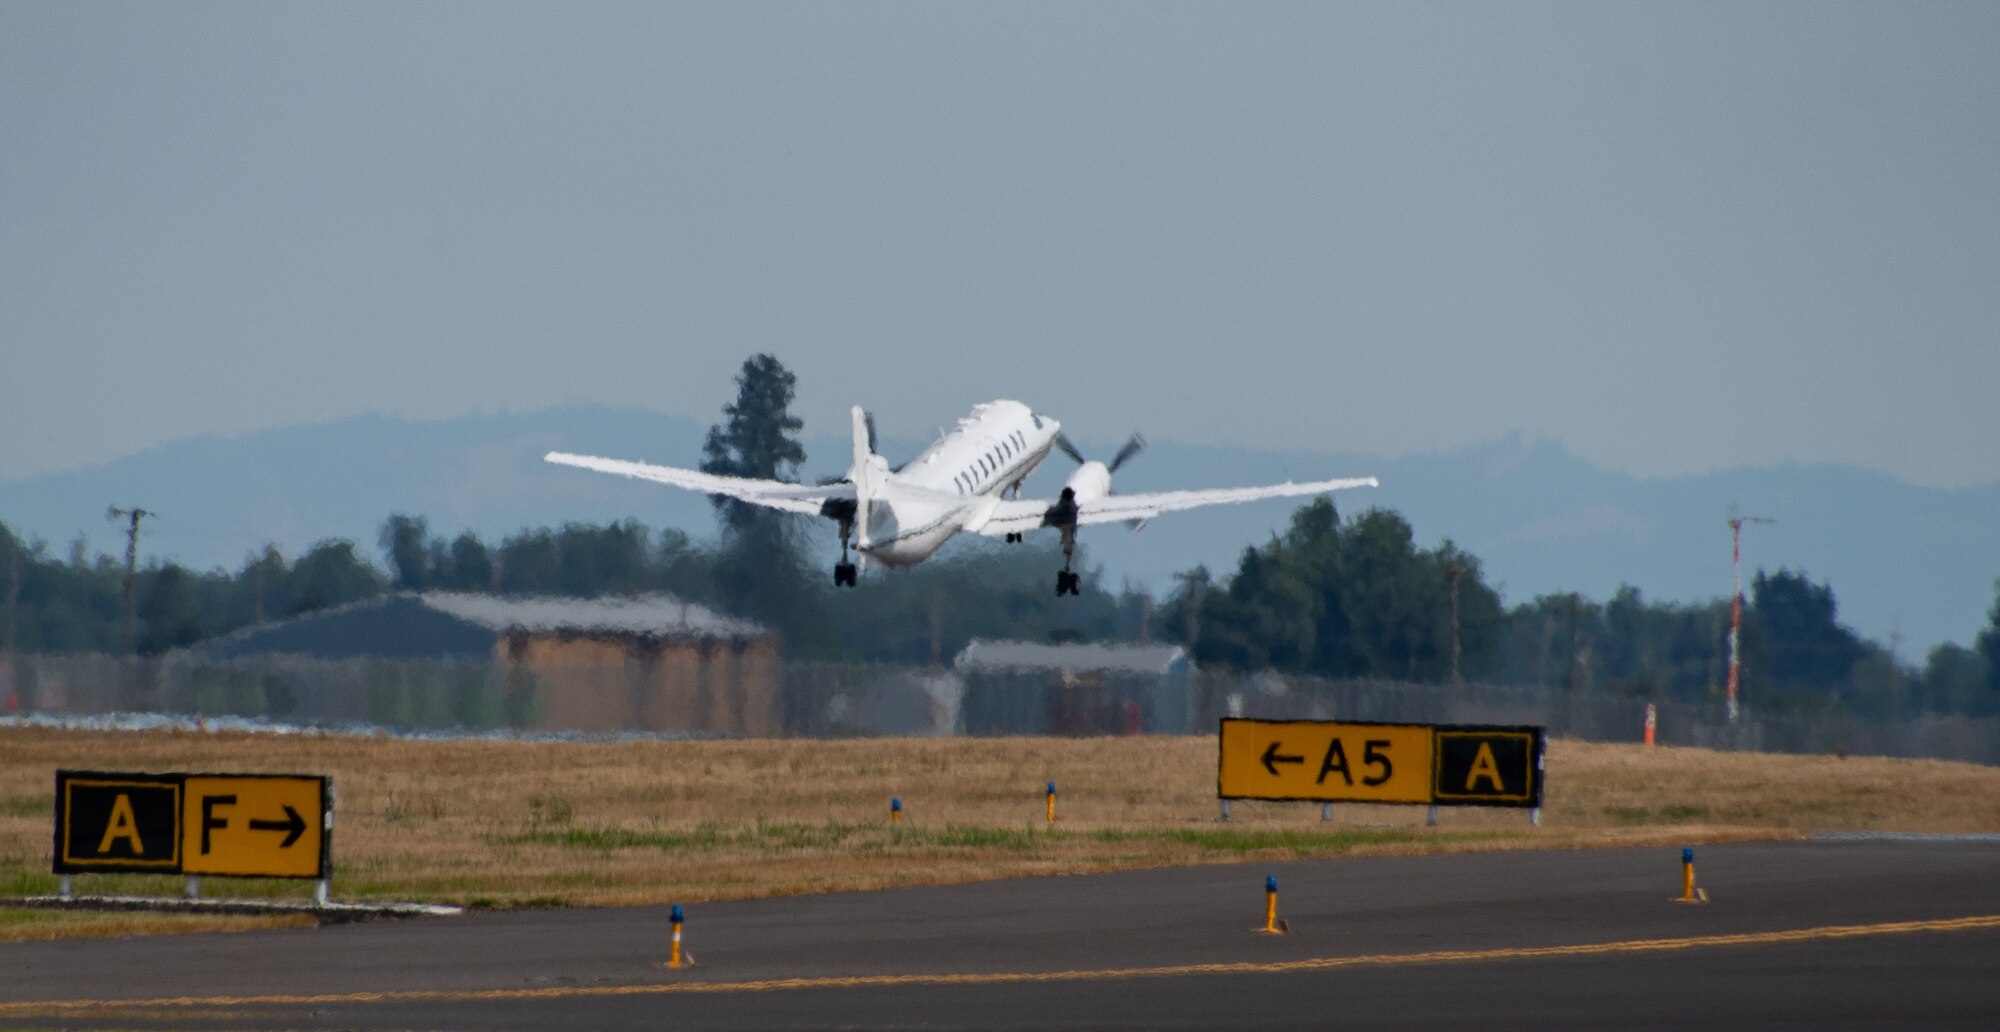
[
  {"xmin": 0, "ymin": 796, "xmax": 49, "ymax": 818},
  {"xmin": 923, "ymin": 825, "xmax": 1041, "ymax": 850},
  {"xmin": 753, "ymin": 821, "xmax": 869, "ymax": 850},
  {"xmin": 1079, "ymin": 826, "xmax": 1500, "ymax": 855},
  {"xmin": 0, "ymin": 868, "xmax": 57, "ymax": 897},
  {"xmin": 514, "ymin": 824, "xmax": 727, "ymax": 851},
  {"xmin": 1603, "ymin": 803, "xmax": 1709, "ymax": 824},
  {"xmin": 506, "ymin": 820, "xmax": 1046, "ymax": 855}
]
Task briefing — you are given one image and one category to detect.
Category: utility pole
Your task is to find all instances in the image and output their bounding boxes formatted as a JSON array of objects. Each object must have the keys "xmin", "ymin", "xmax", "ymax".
[
  {"xmin": 1172, "ymin": 568, "xmax": 1208, "ymax": 650},
  {"xmin": 106, "ymin": 506, "xmax": 156, "ymax": 656},
  {"xmin": 1726, "ymin": 507, "xmax": 1775, "ymax": 722},
  {"xmin": 1446, "ymin": 563, "xmax": 1464, "ymax": 683},
  {"xmin": 250, "ymin": 550, "xmax": 267, "ymax": 624},
  {"xmin": 2, "ymin": 535, "xmax": 19, "ymax": 656},
  {"xmin": 1566, "ymin": 592, "xmax": 1583, "ymax": 695},
  {"xmin": 1888, "ymin": 620, "xmax": 1903, "ymax": 719}
]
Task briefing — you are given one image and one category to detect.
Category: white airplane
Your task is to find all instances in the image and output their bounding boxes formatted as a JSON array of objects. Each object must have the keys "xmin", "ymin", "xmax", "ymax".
[{"xmin": 545, "ymin": 400, "xmax": 1377, "ymax": 596}]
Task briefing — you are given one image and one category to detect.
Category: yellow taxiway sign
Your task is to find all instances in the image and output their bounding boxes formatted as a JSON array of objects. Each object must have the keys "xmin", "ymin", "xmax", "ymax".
[
  {"xmin": 181, "ymin": 774, "xmax": 328, "ymax": 878},
  {"xmin": 1218, "ymin": 718, "xmax": 1435, "ymax": 803}
]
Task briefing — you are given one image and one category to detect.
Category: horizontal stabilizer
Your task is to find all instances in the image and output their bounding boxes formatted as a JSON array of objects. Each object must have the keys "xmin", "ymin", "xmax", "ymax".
[{"xmin": 544, "ymin": 452, "xmax": 842, "ymax": 515}]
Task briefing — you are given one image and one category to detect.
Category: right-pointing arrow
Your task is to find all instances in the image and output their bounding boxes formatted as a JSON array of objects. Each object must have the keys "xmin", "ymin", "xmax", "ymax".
[{"xmin": 248, "ymin": 805, "xmax": 306, "ymax": 848}]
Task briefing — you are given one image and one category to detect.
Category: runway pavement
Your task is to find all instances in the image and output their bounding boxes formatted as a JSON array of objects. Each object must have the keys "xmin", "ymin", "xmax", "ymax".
[{"xmin": 3, "ymin": 839, "xmax": 1996, "ymax": 1030}]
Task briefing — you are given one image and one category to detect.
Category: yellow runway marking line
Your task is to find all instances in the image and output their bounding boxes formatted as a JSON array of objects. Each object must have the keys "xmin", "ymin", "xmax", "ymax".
[{"xmin": 7, "ymin": 914, "xmax": 1999, "ymax": 1017}]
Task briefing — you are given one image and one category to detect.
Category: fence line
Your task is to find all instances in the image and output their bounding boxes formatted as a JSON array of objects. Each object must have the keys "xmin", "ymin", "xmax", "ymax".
[{"xmin": 2, "ymin": 653, "xmax": 1994, "ymax": 765}]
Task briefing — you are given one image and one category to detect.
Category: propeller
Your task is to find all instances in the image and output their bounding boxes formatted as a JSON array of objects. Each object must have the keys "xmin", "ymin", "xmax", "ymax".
[{"xmin": 1054, "ymin": 432, "xmax": 1146, "ymax": 473}]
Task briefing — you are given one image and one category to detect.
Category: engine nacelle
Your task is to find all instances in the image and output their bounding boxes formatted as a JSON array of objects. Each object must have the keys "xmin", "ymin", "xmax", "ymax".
[{"xmin": 1064, "ymin": 461, "xmax": 1113, "ymax": 504}]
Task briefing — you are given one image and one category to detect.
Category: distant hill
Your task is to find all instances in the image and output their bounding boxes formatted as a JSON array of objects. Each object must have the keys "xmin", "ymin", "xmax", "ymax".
[{"xmin": 5, "ymin": 405, "xmax": 1995, "ymax": 656}]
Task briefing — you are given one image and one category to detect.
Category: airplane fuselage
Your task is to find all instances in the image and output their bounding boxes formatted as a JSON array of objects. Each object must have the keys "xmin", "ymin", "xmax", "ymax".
[{"xmin": 856, "ymin": 400, "xmax": 1063, "ymax": 566}]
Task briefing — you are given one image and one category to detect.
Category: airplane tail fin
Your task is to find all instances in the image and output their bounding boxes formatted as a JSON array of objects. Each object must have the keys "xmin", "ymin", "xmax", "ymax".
[{"xmin": 851, "ymin": 406, "xmax": 876, "ymax": 552}]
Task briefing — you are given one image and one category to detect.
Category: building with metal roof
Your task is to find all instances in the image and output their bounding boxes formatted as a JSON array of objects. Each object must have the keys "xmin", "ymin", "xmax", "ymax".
[{"xmin": 179, "ymin": 593, "xmax": 778, "ymax": 735}]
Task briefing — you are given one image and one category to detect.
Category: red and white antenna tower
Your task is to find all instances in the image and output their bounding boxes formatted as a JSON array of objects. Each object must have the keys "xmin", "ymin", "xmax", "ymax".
[{"xmin": 1725, "ymin": 506, "xmax": 1775, "ymax": 721}]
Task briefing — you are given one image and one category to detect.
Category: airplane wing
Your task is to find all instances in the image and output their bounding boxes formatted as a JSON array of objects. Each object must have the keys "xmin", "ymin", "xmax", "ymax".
[
  {"xmin": 544, "ymin": 452, "xmax": 847, "ymax": 516},
  {"xmin": 972, "ymin": 476, "xmax": 1380, "ymax": 537}
]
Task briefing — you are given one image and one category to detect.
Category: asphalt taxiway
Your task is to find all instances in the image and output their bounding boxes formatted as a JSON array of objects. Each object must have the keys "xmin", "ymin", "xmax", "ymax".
[{"xmin": 3, "ymin": 839, "xmax": 1995, "ymax": 1030}]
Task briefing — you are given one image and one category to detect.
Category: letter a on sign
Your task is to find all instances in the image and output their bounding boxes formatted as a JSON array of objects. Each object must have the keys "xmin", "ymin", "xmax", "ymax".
[
  {"xmin": 1431, "ymin": 728, "xmax": 1542, "ymax": 807},
  {"xmin": 1465, "ymin": 742, "xmax": 1503, "ymax": 792},
  {"xmin": 96, "ymin": 794, "xmax": 145, "ymax": 856}
]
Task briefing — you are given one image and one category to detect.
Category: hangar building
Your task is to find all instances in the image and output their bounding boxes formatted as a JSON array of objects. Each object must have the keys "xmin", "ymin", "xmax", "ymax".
[{"xmin": 182, "ymin": 592, "xmax": 777, "ymax": 735}]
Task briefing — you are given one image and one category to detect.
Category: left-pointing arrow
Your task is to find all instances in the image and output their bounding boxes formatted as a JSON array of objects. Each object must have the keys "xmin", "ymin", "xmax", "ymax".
[
  {"xmin": 247, "ymin": 805, "xmax": 306, "ymax": 848},
  {"xmin": 1260, "ymin": 742, "xmax": 1305, "ymax": 776}
]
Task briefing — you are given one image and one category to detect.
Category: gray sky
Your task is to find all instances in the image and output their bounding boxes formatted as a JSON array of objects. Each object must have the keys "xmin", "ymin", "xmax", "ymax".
[{"xmin": 4, "ymin": 2, "xmax": 1997, "ymax": 487}]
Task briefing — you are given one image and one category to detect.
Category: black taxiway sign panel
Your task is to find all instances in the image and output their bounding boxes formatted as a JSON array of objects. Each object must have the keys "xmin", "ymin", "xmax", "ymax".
[
  {"xmin": 1430, "ymin": 726, "xmax": 1545, "ymax": 808},
  {"xmin": 54, "ymin": 771, "xmax": 184, "ymax": 873}
]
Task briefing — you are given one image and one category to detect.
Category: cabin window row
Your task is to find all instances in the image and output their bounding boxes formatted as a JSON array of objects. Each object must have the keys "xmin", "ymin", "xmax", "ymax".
[{"xmin": 953, "ymin": 430, "xmax": 1033, "ymax": 494}]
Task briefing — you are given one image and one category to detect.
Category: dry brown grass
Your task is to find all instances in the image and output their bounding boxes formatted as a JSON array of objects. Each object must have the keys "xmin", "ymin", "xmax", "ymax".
[
  {"xmin": 0, "ymin": 907, "xmax": 315, "ymax": 941},
  {"xmin": 4, "ymin": 727, "xmax": 1997, "ymax": 940}
]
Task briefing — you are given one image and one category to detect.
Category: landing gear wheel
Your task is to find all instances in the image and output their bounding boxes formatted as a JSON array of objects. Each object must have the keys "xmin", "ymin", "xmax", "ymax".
[
  {"xmin": 834, "ymin": 517, "xmax": 859, "ymax": 587},
  {"xmin": 1005, "ymin": 532, "xmax": 1023, "ymax": 544},
  {"xmin": 1054, "ymin": 570, "xmax": 1080, "ymax": 596}
]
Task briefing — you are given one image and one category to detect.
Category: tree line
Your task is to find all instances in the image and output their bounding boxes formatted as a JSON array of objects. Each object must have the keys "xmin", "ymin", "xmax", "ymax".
[{"xmin": 4, "ymin": 354, "xmax": 1997, "ymax": 720}]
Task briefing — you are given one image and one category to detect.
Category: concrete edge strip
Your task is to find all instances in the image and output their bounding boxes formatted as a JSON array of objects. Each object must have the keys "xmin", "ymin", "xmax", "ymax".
[
  {"xmin": 12, "ymin": 895, "xmax": 463, "ymax": 918},
  {"xmin": 6, "ymin": 913, "xmax": 1998, "ymax": 1017},
  {"xmin": 1810, "ymin": 833, "xmax": 2000, "ymax": 843}
]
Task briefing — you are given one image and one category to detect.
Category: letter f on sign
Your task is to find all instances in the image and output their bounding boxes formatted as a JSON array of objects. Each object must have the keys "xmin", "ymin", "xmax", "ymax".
[{"xmin": 201, "ymin": 794, "xmax": 237, "ymax": 854}]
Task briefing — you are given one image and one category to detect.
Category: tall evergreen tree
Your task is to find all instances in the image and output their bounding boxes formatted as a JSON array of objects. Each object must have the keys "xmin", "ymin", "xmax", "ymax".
[
  {"xmin": 378, "ymin": 514, "xmax": 431, "ymax": 592},
  {"xmin": 700, "ymin": 354, "xmax": 808, "ymax": 531},
  {"xmin": 287, "ymin": 540, "xmax": 383, "ymax": 615},
  {"xmin": 1749, "ymin": 568, "xmax": 1863, "ymax": 705},
  {"xmin": 444, "ymin": 532, "xmax": 495, "ymax": 592},
  {"xmin": 697, "ymin": 355, "xmax": 834, "ymax": 653},
  {"xmin": 1976, "ymin": 580, "xmax": 2000, "ymax": 700}
]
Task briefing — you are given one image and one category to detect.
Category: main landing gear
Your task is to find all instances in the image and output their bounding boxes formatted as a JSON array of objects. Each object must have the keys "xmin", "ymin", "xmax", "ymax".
[
  {"xmin": 1054, "ymin": 527, "xmax": 1081, "ymax": 596},
  {"xmin": 834, "ymin": 518, "xmax": 858, "ymax": 588},
  {"xmin": 1004, "ymin": 532, "xmax": 1024, "ymax": 543}
]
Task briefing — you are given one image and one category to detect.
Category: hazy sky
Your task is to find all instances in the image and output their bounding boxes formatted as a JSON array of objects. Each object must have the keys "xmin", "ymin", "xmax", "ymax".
[{"xmin": 5, "ymin": 3, "xmax": 1997, "ymax": 486}]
